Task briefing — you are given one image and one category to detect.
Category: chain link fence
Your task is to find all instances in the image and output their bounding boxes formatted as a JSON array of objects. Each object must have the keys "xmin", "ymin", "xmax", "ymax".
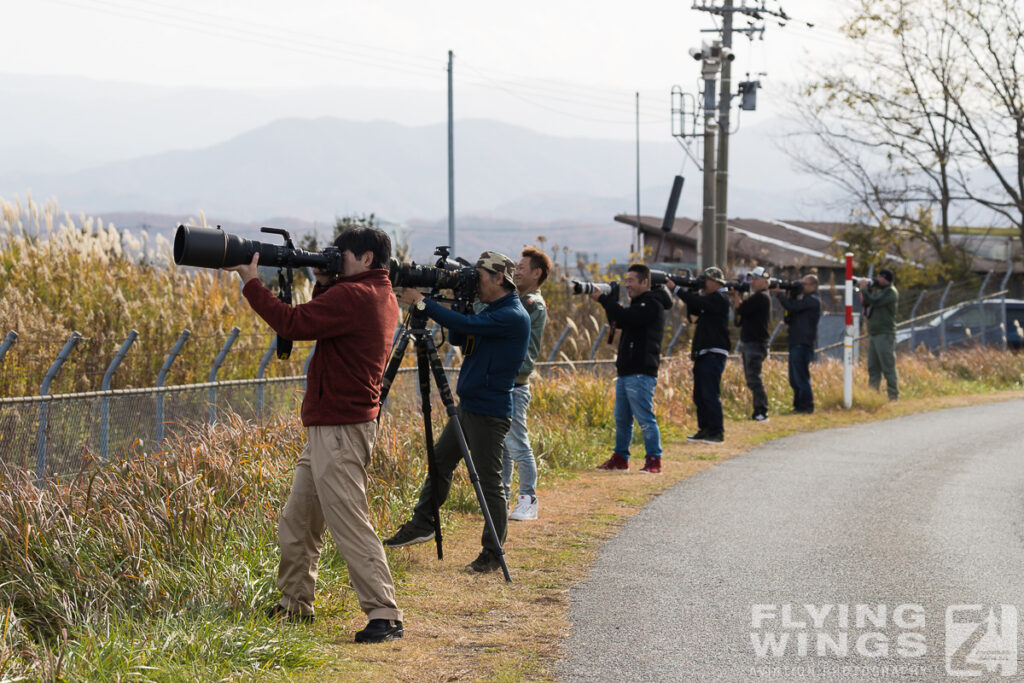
[{"xmin": 3, "ymin": 271, "xmax": 1018, "ymax": 480}]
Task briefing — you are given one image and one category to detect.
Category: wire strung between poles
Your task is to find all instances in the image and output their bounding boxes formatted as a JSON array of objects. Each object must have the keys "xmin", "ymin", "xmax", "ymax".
[{"xmin": 378, "ymin": 306, "xmax": 512, "ymax": 583}]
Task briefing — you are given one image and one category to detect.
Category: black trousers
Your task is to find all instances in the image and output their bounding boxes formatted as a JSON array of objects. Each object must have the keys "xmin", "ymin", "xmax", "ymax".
[
  {"xmin": 692, "ymin": 353, "xmax": 727, "ymax": 434},
  {"xmin": 409, "ymin": 406, "xmax": 512, "ymax": 555}
]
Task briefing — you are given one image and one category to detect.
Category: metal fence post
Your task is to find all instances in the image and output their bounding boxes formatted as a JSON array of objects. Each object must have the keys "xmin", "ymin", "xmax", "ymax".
[
  {"xmin": 256, "ymin": 336, "xmax": 277, "ymax": 420},
  {"xmin": 208, "ymin": 327, "xmax": 240, "ymax": 425},
  {"xmin": 155, "ymin": 329, "xmax": 190, "ymax": 443},
  {"xmin": 938, "ymin": 281, "xmax": 954, "ymax": 355},
  {"xmin": 907, "ymin": 291, "xmax": 925, "ymax": 350},
  {"xmin": 0, "ymin": 331, "xmax": 17, "ymax": 363},
  {"xmin": 100, "ymin": 329, "xmax": 138, "ymax": 460},
  {"xmin": 1000, "ymin": 268, "xmax": 1013, "ymax": 350},
  {"xmin": 665, "ymin": 321, "xmax": 688, "ymax": 356},
  {"xmin": 547, "ymin": 323, "xmax": 572, "ymax": 362},
  {"xmin": 302, "ymin": 343, "xmax": 316, "ymax": 391},
  {"xmin": 976, "ymin": 271, "xmax": 993, "ymax": 346},
  {"xmin": 35, "ymin": 331, "xmax": 82, "ymax": 484},
  {"xmin": 589, "ymin": 324, "xmax": 608, "ymax": 360}
]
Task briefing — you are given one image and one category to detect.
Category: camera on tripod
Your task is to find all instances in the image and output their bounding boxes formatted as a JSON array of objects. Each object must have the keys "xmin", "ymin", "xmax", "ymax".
[{"xmin": 389, "ymin": 246, "xmax": 479, "ymax": 313}]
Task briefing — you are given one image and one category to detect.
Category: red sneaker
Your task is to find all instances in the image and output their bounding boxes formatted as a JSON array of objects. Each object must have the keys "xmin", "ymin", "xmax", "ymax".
[
  {"xmin": 596, "ymin": 452, "xmax": 629, "ymax": 470},
  {"xmin": 639, "ymin": 456, "xmax": 662, "ymax": 474}
]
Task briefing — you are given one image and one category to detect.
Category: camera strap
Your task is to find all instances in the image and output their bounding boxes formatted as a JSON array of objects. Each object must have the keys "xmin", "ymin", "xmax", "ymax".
[{"xmin": 275, "ymin": 267, "xmax": 294, "ymax": 360}]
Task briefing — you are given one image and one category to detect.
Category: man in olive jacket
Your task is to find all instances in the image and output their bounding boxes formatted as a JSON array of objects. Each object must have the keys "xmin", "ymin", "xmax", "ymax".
[{"xmin": 859, "ymin": 269, "xmax": 899, "ymax": 400}]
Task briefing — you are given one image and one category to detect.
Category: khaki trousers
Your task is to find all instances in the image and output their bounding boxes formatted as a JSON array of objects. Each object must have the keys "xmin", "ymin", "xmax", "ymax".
[{"xmin": 275, "ymin": 422, "xmax": 401, "ymax": 622}]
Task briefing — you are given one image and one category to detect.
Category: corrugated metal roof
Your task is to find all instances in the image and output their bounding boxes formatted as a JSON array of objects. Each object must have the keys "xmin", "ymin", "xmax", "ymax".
[{"xmin": 614, "ymin": 214, "xmax": 1021, "ymax": 274}]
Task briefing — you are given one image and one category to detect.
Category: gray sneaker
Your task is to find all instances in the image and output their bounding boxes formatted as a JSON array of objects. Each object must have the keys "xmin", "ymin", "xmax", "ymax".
[
  {"xmin": 382, "ymin": 523, "xmax": 435, "ymax": 548},
  {"xmin": 509, "ymin": 495, "xmax": 538, "ymax": 521}
]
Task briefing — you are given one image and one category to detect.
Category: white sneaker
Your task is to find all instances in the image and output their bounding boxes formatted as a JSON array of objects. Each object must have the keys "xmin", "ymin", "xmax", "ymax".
[{"xmin": 509, "ymin": 495, "xmax": 538, "ymax": 521}]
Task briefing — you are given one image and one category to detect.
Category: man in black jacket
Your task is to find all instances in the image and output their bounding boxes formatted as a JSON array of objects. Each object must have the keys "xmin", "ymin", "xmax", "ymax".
[
  {"xmin": 592, "ymin": 263, "xmax": 673, "ymax": 473},
  {"xmin": 775, "ymin": 274, "xmax": 821, "ymax": 414},
  {"xmin": 730, "ymin": 266, "xmax": 772, "ymax": 422},
  {"xmin": 676, "ymin": 267, "xmax": 731, "ymax": 444}
]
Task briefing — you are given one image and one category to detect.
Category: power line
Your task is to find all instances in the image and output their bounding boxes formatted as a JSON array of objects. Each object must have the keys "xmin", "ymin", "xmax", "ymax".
[{"xmin": 40, "ymin": 0, "xmax": 673, "ymax": 127}]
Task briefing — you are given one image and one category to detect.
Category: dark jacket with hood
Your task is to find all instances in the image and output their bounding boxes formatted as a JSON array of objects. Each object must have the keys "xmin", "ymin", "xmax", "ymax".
[
  {"xmin": 598, "ymin": 286, "xmax": 674, "ymax": 377},
  {"xmin": 422, "ymin": 291, "xmax": 530, "ymax": 418},
  {"xmin": 677, "ymin": 287, "xmax": 732, "ymax": 354}
]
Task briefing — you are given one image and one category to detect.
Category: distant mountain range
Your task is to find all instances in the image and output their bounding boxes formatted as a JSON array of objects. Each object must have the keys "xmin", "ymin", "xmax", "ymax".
[{"xmin": 0, "ymin": 72, "xmax": 837, "ymax": 261}]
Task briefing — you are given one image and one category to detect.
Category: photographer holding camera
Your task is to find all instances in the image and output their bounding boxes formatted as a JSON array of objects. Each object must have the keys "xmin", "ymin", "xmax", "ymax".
[
  {"xmin": 859, "ymin": 269, "xmax": 899, "ymax": 401},
  {"xmin": 385, "ymin": 252, "xmax": 530, "ymax": 574},
  {"xmin": 730, "ymin": 266, "xmax": 772, "ymax": 422},
  {"xmin": 593, "ymin": 264, "xmax": 673, "ymax": 473},
  {"xmin": 502, "ymin": 247, "xmax": 551, "ymax": 521},
  {"xmin": 774, "ymin": 274, "xmax": 821, "ymax": 414},
  {"xmin": 225, "ymin": 227, "xmax": 404, "ymax": 644},
  {"xmin": 675, "ymin": 267, "xmax": 731, "ymax": 444}
]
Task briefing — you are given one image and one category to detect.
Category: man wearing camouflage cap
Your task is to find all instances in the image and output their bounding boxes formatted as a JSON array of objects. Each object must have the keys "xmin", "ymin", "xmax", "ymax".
[
  {"xmin": 673, "ymin": 266, "xmax": 732, "ymax": 443},
  {"xmin": 387, "ymin": 251, "xmax": 531, "ymax": 574}
]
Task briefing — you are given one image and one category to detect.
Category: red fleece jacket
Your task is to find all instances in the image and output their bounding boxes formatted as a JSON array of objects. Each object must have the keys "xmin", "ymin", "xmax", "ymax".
[{"xmin": 242, "ymin": 268, "xmax": 398, "ymax": 426}]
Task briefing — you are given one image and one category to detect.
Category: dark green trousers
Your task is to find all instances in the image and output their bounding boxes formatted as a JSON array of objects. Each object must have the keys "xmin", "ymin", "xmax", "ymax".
[
  {"xmin": 410, "ymin": 406, "xmax": 512, "ymax": 555},
  {"xmin": 867, "ymin": 333, "xmax": 899, "ymax": 399}
]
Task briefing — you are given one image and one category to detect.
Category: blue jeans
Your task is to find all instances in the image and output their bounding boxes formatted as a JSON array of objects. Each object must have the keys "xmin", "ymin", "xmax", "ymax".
[
  {"xmin": 614, "ymin": 374, "xmax": 662, "ymax": 460},
  {"xmin": 501, "ymin": 384, "xmax": 537, "ymax": 499},
  {"xmin": 788, "ymin": 344, "xmax": 814, "ymax": 411},
  {"xmin": 692, "ymin": 353, "xmax": 726, "ymax": 433}
]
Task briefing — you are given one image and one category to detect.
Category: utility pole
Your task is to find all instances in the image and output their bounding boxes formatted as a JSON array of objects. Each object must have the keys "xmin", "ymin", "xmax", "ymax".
[
  {"xmin": 700, "ymin": 47, "xmax": 720, "ymax": 271},
  {"xmin": 689, "ymin": 1, "xmax": 779, "ymax": 270},
  {"xmin": 635, "ymin": 91, "xmax": 641, "ymax": 259},
  {"xmin": 447, "ymin": 50, "xmax": 455, "ymax": 257},
  {"xmin": 715, "ymin": 13, "xmax": 733, "ymax": 269}
]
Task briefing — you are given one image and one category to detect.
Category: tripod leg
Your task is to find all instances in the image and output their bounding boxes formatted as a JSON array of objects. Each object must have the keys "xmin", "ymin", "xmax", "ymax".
[
  {"xmin": 423, "ymin": 337, "xmax": 512, "ymax": 583},
  {"xmin": 379, "ymin": 328, "xmax": 413, "ymax": 408},
  {"xmin": 414, "ymin": 336, "xmax": 444, "ymax": 560}
]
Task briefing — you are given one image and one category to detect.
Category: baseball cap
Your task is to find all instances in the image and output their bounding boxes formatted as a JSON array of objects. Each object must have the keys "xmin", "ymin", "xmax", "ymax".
[
  {"xmin": 878, "ymin": 268, "xmax": 895, "ymax": 283},
  {"xmin": 748, "ymin": 266, "xmax": 770, "ymax": 279},
  {"xmin": 702, "ymin": 266, "xmax": 726, "ymax": 283},
  {"xmin": 475, "ymin": 250, "xmax": 516, "ymax": 287}
]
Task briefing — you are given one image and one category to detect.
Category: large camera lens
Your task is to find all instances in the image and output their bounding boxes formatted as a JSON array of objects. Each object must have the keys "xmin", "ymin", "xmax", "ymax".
[
  {"xmin": 173, "ymin": 224, "xmax": 341, "ymax": 273},
  {"xmin": 174, "ymin": 225, "xmax": 258, "ymax": 269}
]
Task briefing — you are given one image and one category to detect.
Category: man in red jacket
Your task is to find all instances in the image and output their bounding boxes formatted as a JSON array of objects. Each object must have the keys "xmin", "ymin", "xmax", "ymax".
[{"xmin": 225, "ymin": 227, "xmax": 403, "ymax": 644}]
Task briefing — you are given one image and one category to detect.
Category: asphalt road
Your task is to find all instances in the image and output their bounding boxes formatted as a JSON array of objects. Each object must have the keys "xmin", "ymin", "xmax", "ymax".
[{"xmin": 560, "ymin": 400, "xmax": 1024, "ymax": 681}]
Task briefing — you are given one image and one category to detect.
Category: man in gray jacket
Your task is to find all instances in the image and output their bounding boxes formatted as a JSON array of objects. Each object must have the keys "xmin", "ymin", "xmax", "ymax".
[{"xmin": 502, "ymin": 246, "xmax": 550, "ymax": 521}]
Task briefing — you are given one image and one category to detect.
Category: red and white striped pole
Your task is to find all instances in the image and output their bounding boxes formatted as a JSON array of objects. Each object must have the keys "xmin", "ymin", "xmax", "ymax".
[{"xmin": 843, "ymin": 252, "xmax": 854, "ymax": 408}]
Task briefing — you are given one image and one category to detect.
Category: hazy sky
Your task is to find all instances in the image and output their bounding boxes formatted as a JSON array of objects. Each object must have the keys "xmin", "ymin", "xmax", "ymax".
[{"xmin": 2, "ymin": 0, "xmax": 857, "ymax": 139}]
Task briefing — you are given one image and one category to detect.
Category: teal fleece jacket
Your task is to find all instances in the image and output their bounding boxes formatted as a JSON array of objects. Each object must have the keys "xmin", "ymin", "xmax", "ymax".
[{"xmin": 423, "ymin": 291, "xmax": 530, "ymax": 418}]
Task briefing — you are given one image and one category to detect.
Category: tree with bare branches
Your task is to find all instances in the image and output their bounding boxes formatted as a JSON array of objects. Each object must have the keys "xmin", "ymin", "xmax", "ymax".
[{"xmin": 785, "ymin": 0, "xmax": 1023, "ymax": 275}]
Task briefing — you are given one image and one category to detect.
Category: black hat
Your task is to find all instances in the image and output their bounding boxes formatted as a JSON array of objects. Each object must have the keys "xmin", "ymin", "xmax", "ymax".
[{"xmin": 878, "ymin": 269, "xmax": 895, "ymax": 283}]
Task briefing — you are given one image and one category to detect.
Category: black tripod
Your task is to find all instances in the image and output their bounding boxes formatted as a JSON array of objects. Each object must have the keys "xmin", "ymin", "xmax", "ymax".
[{"xmin": 379, "ymin": 305, "xmax": 512, "ymax": 582}]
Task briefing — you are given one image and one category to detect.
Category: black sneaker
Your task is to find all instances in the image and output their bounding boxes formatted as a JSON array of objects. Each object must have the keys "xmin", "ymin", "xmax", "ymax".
[
  {"xmin": 752, "ymin": 413, "xmax": 769, "ymax": 422},
  {"xmin": 464, "ymin": 549, "xmax": 502, "ymax": 574},
  {"xmin": 699, "ymin": 431, "xmax": 724, "ymax": 444},
  {"xmin": 382, "ymin": 523, "xmax": 435, "ymax": 548},
  {"xmin": 686, "ymin": 429, "xmax": 707, "ymax": 443},
  {"xmin": 354, "ymin": 619, "xmax": 404, "ymax": 643},
  {"xmin": 265, "ymin": 603, "xmax": 315, "ymax": 624}
]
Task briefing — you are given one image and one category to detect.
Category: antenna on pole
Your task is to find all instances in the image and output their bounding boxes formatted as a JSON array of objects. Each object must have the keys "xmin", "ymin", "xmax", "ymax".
[{"xmin": 447, "ymin": 50, "xmax": 456, "ymax": 258}]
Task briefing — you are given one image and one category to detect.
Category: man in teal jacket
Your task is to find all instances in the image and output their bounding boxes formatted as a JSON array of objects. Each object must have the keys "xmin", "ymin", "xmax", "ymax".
[
  {"xmin": 384, "ymin": 251, "xmax": 530, "ymax": 574},
  {"xmin": 859, "ymin": 269, "xmax": 899, "ymax": 400}
]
